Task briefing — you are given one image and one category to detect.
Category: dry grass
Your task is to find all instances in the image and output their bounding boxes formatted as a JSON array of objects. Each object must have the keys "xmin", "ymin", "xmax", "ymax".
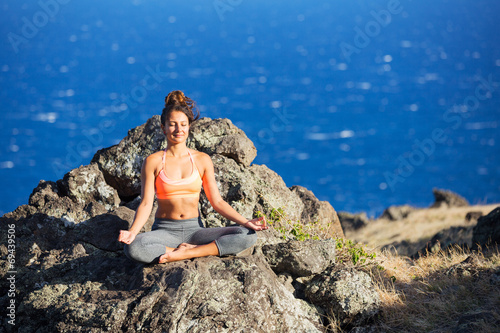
[
  {"xmin": 366, "ymin": 246, "xmax": 500, "ymax": 332},
  {"xmin": 334, "ymin": 204, "xmax": 500, "ymax": 331},
  {"xmin": 347, "ymin": 204, "xmax": 499, "ymax": 251}
]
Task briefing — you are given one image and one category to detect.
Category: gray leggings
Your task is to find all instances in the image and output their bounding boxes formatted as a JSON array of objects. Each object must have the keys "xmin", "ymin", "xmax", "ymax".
[{"xmin": 124, "ymin": 216, "xmax": 257, "ymax": 264}]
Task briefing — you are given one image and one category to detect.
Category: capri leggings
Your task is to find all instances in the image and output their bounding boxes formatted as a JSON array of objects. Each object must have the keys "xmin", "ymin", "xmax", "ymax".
[{"xmin": 124, "ymin": 216, "xmax": 257, "ymax": 264}]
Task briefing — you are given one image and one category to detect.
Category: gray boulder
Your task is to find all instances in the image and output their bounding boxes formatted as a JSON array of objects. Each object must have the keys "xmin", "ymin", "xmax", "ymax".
[
  {"xmin": 187, "ymin": 117, "xmax": 257, "ymax": 166},
  {"xmin": 338, "ymin": 211, "xmax": 369, "ymax": 233},
  {"xmin": 262, "ymin": 239, "xmax": 336, "ymax": 277},
  {"xmin": 7, "ymin": 221, "xmax": 325, "ymax": 333},
  {"xmin": 290, "ymin": 185, "xmax": 344, "ymax": 238},
  {"xmin": 414, "ymin": 226, "xmax": 473, "ymax": 258},
  {"xmin": 56, "ymin": 163, "xmax": 120, "ymax": 210},
  {"xmin": 305, "ymin": 266, "xmax": 381, "ymax": 327},
  {"xmin": 431, "ymin": 188, "xmax": 469, "ymax": 208},
  {"xmin": 472, "ymin": 206, "xmax": 500, "ymax": 248},
  {"xmin": 465, "ymin": 211, "xmax": 483, "ymax": 223},
  {"xmin": 379, "ymin": 205, "xmax": 416, "ymax": 221},
  {"xmin": 0, "ymin": 201, "xmax": 376, "ymax": 333},
  {"xmin": 27, "ymin": 164, "xmax": 119, "ymax": 226}
]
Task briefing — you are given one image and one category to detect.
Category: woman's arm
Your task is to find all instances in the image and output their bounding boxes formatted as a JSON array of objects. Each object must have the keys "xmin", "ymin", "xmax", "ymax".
[
  {"xmin": 199, "ymin": 153, "xmax": 267, "ymax": 231},
  {"xmin": 118, "ymin": 154, "xmax": 157, "ymax": 244}
]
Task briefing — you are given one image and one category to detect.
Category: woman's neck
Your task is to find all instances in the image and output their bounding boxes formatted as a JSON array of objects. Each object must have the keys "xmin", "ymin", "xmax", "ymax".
[{"xmin": 165, "ymin": 143, "xmax": 188, "ymax": 157}]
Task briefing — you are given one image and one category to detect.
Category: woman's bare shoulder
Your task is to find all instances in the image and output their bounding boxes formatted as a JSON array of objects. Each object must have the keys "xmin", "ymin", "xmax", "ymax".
[
  {"xmin": 145, "ymin": 150, "xmax": 163, "ymax": 160},
  {"xmin": 189, "ymin": 149, "xmax": 212, "ymax": 165},
  {"xmin": 142, "ymin": 150, "xmax": 163, "ymax": 169}
]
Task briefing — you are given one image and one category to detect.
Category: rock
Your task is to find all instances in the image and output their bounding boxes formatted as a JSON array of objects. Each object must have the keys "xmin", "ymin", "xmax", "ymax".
[
  {"xmin": 1, "ymin": 204, "xmax": 37, "ymax": 221},
  {"xmin": 27, "ymin": 167, "xmax": 120, "ymax": 226},
  {"xmin": 290, "ymin": 185, "xmax": 344, "ymax": 238},
  {"xmin": 348, "ymin": 327, "xmax": 379, "ymax": 333},
  {"xmin": 248, "ymin": 162, "xmax": 305, "ymax": 225},
  {"xmin": 430, "ymin": 188, "xmax": 469, "ymax": 208},
  {"xmin": 380, "ymin": 239, "xmax": 421, "ymax": 257},
  {"xmin": 465, "ymin": 211, "xmax": 483, "ymax": 223},
  {"xmin": 338, "ymin": 211, "xmax": 369, "ymax": 233},
  {"xmin": 472, "ymin": 206, "xmax": 500, "ymax": 248},
  {"xmin": 28, "ymin": 180, "xmax": 89, "ymax": 224},
  {"xmin": 187, "ymin": 117, "xmax": 257, "ymax": 166},
  {"xmin": 14, "ymin": 254, "xmax": 325, "ymax": 332},
  {"xmin": 379, "ymin": 205, "xmax": 416, "ymax": 221},
  {"xmin": 65, "ymin": 207, "xmax": 135, "ymax": 252},
  {"xmin": 305, "ymin": 266, "xmax": 381, "ymax": 327},
  {"xmin": 414, "ymin": 226, "xmax": 473, "ymax": 258},
  {"xmin": 262, "ymin": 239, "xmax": 336, "ymax": 277},
  {"xmin": 0, "ymin": 115, "xmax": 365, "ymax": 333},
  {"xmin": 56, "ymin": 163, "xmax": 120, "ymax": 210}
]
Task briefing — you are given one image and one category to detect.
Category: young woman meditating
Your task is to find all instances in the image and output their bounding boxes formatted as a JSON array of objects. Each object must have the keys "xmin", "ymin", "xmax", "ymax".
[{"xmin": 118, "ymin": 90, "xmax": 267, "ymax": 264}]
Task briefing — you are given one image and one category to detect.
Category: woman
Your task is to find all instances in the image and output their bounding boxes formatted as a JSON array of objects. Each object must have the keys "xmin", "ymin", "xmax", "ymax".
[{"xmin": 119, "ymin": 90, "xmax": 267, "ymax": 264}]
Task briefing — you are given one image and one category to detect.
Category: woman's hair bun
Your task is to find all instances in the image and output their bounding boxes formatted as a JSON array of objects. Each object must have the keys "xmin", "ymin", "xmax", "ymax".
[
  {"xmin": 164, "ymin": 90, "xmax": 186, "ymax": 107},
  {"xmin": 161, "ymin": 90, "xmax": 200, "ymax": 125}
]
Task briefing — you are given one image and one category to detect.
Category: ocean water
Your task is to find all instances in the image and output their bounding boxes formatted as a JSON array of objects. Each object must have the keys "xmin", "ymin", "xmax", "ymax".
[{"xmin": 1, "ymin": 0, "xmax": 499, "ymax": 217}]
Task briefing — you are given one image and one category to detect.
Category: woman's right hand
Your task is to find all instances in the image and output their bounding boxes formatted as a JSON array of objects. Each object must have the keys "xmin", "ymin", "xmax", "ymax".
[{"xmin": 118, "ymin": 230, "xmax": 136, "ymax": 244}]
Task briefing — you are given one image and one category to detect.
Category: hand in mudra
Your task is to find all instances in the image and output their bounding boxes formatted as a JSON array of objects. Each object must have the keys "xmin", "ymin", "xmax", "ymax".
[
  {"xmin": 244, "ymin": 216, "xmax": 268, "ymax": 231},
  {"xmin": 118, "ymin": 230, "xmax": 136, "ymax": 244}
]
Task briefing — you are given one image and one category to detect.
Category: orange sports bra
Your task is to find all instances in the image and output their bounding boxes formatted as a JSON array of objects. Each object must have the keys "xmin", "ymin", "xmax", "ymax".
[{"xmin": 155, "ymin": 149, "xmax": 202, "ymax": 200}]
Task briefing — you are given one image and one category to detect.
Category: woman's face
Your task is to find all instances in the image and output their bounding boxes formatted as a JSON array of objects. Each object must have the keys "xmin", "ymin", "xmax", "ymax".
[{"xmin": 163, "ymin": 111, "xmax": 190, "ymax": 143}]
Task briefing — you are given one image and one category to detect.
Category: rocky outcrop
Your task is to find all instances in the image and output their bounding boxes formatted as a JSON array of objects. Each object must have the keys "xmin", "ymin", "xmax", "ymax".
[
  {"xmin": 379, "ymin": 205, "xmax": 416, "ymax": 221},
  {"xmin": 465, "ymin": 211, "xmax": 483, "ymax": 223},
  {"xmin": 0, "ymin": 116, "xmax": 376, "ymax": 332},
  {"xmin": 0, "ymin": 209, "xmax": 377, "ymax": 332},
  {"xmin": 291, "ymin": 186, "xmax": 344, "ymax": 238},
  {"xmin": 187, "ymin": 117, "xmax": 257, "ymax": 167},
  {"xmin": 15, "ymin": 254, "xmax": 324, "ymax": 332},
  {"xmin": 25, "ymin": 163, "xmax": 120, "ymax": 226},
  {"xmin": 430, "ymin": 188, "xmax": 469, "ymax": 208},
  {"xmin": 472, "ymin": 206, "xmax": 500, "ymax": 248},
  {"xmin": 414, "ymin": 226, "xmax": 473, "ymax": 258},
  {"xmin": 338, "ymin": 211, "xmax": 369, "ymax": 233},
  {"xmin": 305, "ymin": 267, "xmax": 381, "ymax": 327},
  {"xmin": 262, "ymin": 239, "xmax": 337, "ymax": 277}
]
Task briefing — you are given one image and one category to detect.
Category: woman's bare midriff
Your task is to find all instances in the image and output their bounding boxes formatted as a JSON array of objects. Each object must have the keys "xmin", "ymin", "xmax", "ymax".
[{"xmin": 155, "ymin": 197, "xmax": 200, "ymax": 220}]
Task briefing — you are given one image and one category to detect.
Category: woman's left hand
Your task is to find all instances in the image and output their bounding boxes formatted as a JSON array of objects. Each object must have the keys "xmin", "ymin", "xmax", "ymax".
[{"xmin": 244, "ymin": 216, "xmax": 268, "ymax": 231}]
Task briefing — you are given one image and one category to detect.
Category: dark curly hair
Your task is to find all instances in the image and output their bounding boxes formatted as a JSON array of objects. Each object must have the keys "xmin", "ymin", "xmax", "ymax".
[{"xmin": 161, "ymin": 90, "xmax": 200, "ymax": 125}]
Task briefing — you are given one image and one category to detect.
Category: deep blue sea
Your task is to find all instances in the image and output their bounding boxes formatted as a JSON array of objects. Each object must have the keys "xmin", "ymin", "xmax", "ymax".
[{"xmin": 1, "ymin": 0, "xmax": 499, "ymax": 217}]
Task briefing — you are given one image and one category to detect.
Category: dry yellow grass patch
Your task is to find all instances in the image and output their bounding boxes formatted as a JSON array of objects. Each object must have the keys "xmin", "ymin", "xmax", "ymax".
[
  {"xmin": 347, "ymin": 204, "xmax": 499, "ymax": 250},
  {"xmin": 367, "ymin": 246, "xmax": 500, "ymax": 332}
]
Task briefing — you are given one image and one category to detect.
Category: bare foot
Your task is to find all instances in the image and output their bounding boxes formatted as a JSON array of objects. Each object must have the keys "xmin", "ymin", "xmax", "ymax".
[
  {"xmin": 159, "ymin": 246, "xmax": 177, "ymax": 264},
  {"xmin": 159, "ymin": 247, "xmax": 189, "ymax": 263},
  {"xmin": 158, "ymin": 241, "xmax": 219, "ymax": 263},
  {"xmin": 178, "ymin": 243, "xmax": 197, "ymax": 249}
]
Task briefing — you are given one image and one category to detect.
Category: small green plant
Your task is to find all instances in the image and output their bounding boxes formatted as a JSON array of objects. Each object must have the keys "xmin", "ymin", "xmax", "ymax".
[
  {"xmin": 256, "ymin": 207, "xmax": 324, "ymax": 241},
  {"xmin": 257, "ymin": 205, "xmax": 377, "ymax": 267},
  {"xmin": 334, "ymin": 238, "xmax": 377, "ymax": 266}
]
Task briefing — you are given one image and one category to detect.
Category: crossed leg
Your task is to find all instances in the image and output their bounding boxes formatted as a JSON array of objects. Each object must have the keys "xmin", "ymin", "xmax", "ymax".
[
  {"xmin": 159, "ymin": 241, "xmax": 219, "ymax": 263},
  {"xmin": 159, "ymin": 225, "xmax": 256, "ymax": 263}
]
